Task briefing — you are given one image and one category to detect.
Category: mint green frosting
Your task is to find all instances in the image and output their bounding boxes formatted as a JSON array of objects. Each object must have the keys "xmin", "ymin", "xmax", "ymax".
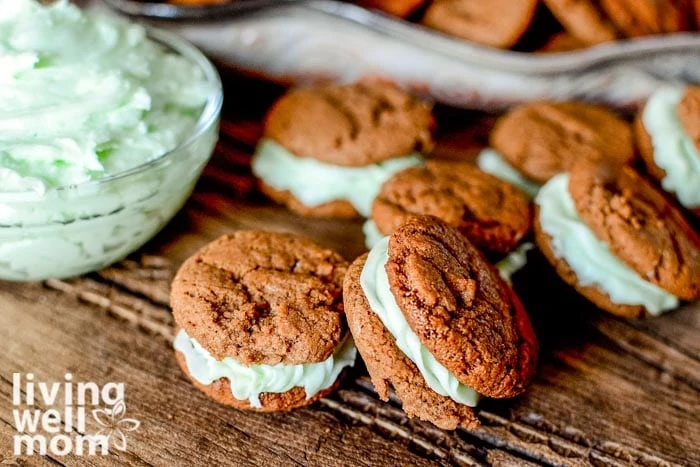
[
  {"xmin": 174, "ymin": 329, "xmax": 357, "ymax": 408},
  {"xmin": 536, "ymin": 174, "xmax": 678, "ymax": 316},
  {"xmin": 642, "ymin": 86, "xmax": 700, "ymax": 209},
  {"xmin": 0, "ymin": 0, "xmax": 211, "ymax": 192},
  {"xmin": 495, "ymin": 243, "xmax": 533, "ymax": 284},
  {"xmin": 476, "ymin": 148, "xmax": 540, "ymax": 199},
  {"xmin": 362, "ymin": 219, "xmax": 385, "ymax": 250},
  {"xmin": 360, "ymin": 236, "xmax": 480, "ymax": 406},
  {"xmin": 252, "ymin": 138, "xmax": 424, "ymax": 216}
]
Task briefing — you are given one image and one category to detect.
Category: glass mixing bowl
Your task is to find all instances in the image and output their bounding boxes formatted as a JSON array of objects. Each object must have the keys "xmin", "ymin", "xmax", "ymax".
[{"xmin": 0, "ymin": 28, "xmax": 223, "ymax": 281}]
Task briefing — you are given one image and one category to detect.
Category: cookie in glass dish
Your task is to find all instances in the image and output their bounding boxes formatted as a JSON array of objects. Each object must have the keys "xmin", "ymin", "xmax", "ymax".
[{"xmin": 422, "ymin": 0, "xmax": 539, "ymax": 49}]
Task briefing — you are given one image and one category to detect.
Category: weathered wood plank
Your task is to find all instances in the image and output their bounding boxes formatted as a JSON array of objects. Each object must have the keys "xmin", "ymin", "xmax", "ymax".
[{"xmin": 0, "ymin": 286, "xmax": 450, "ymax": 467}]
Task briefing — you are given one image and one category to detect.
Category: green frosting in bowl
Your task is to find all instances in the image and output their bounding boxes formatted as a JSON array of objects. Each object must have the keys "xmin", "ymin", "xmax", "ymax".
[{"xmin": 0, "ymin": 0, "xmax": 212, "ymax": 193}]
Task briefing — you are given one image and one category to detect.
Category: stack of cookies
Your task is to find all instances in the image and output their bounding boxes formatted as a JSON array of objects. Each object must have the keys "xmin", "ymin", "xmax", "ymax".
[
  {"xmin": 361, "ymin": 0, "xmax": 700, "ymax": 52},
  {"xmin": 169, "ymin": 80, "xmax": 699, "ymax": 431}
]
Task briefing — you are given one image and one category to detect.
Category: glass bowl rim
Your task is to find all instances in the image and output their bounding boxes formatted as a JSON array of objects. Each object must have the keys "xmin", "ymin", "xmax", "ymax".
[{"xmin": 3, "ymin": 25, "xmax": 224, "ymax": 197}]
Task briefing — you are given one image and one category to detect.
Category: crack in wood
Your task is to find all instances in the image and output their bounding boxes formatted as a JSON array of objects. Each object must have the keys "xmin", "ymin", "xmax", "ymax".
[
  {"xmin": 592, "ymin": 319, "xmax": 700, "ymax": 392},
  {"xmin": 44, "ymin": 279, "xmax": 173, "ymax": 342},
  {"xmin": 318, "ymin": 398, "xmax": 477, "ymax": 466},
  {"xmin": 95, "ymin": 256, "xmax": 174, "ymax": 308},
  {"xmin": 475, "ymin": 412, "xmax": 677, "ymax": 467},
  {"xmin": 351, "ymin": 375, "xmax": 680, "ymax": 467},
  {"xmin": 627, "ymin": 317, "xmax": 700, "ymax": 362}
]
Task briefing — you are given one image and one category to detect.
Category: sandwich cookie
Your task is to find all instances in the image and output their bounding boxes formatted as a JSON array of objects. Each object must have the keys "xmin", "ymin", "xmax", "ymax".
[
  {"xmin": 171, "ymin": 231, "xmax": 356, "ymax": 410},
  {"xmin": 534, "ymin": 164, "xmax": 700, "ymax": 318},
  {"xmin": 365, "ymin": 160, "xmax": 532, "ymax": 257},
  {"xmin": 490, "ymin": 101, "xmax": 635, "ymax": 184},
  {"xmin": 345, "ymin": 216, "xmax": 538, "ymax": 429},
  {"xmin": 422, "ymin": 0, "xmax": 539, "ymax": 49},
  {"xmin": 635, "ymin": 85, "xmax": 700, "ymax": 215},
  {"xmin": 252, "ymin": 82, "xmax": 435, "ymax": 218}
]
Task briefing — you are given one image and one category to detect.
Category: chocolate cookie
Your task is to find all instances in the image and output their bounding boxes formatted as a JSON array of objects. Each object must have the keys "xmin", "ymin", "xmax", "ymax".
[
  {"xmin": 490, "ymin": 101, "xmax": 635, "ymax": 184},
  {"xmin": 253, "ymin": 82, "xmax": 435, "ymax": 218},
  {"xmin": 569, "ymin": 164, "xmax": 700, "ymax": 300},
  {"xmin": 344, "ymin": 216, "xmax": 538, "ymax": 429},
  {"xmin": 171, "ymin": 231, "xmax": 355, "ymax": 409},
  {"xmin": 538, "ymin": 32, "xmax": 587, "ymax": 53},
  {"xmin": 422, "ymin": 0, "xmax": 539, "ymax": 49},
  {"xmin": 534, "ymin": 164, "xmax": 700, "ymax": 318},
  {"xmin": 600, "ymin": 0, "xmax": 691, "ymax": 37},
  {"xmin": 371, "ymin": 160, "xmax": 532, "ymax": 256},
  {"xmin": 265, "ymin": 82, "xmax": 434, "ymax": 167},
  {"xmin": 635, "ymin": 86, "xmax": 700, "ymax": 214},
  {"xmin": 542, "ymin": 0, "xmax": 618, "ymax": 44}
]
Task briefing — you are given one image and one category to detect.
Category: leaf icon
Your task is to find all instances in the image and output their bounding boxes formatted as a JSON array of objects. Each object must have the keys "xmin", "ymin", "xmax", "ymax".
[
  {"xmin": 119, "ymin": 418, "xmax": 141, "ymax": 432},
  {"xmin": 89, "ymin": 398, "xmax": 140, "ymax": 452},
  {"xmin": 92, "ymin": 408, "xmax": 113, "ymax": 427},
  {"xmin": 111, "ymin": 430, "xmax": 128, "ymax": 451},
  {"xmin": 112, "ymin": 400, "xmax": 126, "ymax": 419}
]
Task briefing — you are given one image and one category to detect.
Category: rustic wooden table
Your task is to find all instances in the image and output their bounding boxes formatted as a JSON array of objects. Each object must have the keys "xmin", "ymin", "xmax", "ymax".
[{"xmin": 1, "ymin": 73, "xmax": 698, "ymax": 467}]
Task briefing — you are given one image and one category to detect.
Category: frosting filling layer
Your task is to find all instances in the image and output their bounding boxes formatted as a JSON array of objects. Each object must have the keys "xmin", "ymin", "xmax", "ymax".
[
  {"xmin": 174, "ymin": 329, "xmax": 356, "ymax": 408},
  {"xmin": 360, "ymin": 236, "xmax": 480, "ymax": 406},
  {"xmin": 642, "ymin": 86, "xmax": 700, "ymax": 209},
  {"xmin": 495, "ymin": 243, "xmax": 533, "ymax": 284},
  {"xmin": 476, "ymin": 148, "xmax": 540, "ymax": 199},
  {"xmin": 252, "ymin": 138, "xmax": 424, "ymax": 216}
]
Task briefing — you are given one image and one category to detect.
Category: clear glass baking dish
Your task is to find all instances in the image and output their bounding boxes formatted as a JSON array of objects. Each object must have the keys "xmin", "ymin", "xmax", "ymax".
[{"xmin": 99, "ymin": 0, "xmax": 700, "ymax": 110}]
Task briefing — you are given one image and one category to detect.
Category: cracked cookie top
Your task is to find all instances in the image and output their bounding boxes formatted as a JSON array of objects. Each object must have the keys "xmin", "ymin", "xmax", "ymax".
[
  {"xmin": 490, "ymin": 101, "xmax": 634, "ymax": 183},
  {"xmin": 569, "ymin": 164, "xmax": 700, "ymax": 300},
  {"xmin": 385, "ymin": 217, "xmax": 539, "ymax": 398},
  {"xmin": 264, "ymin": 82, "xmax": 435, "ymax": 167},
  {"xmin": 170, "ymin": 231, "xmax": 348, "ymax": 365},
  {"xmin": 372, "ymin": 160, "xmax": 532, "ymax": 256}
]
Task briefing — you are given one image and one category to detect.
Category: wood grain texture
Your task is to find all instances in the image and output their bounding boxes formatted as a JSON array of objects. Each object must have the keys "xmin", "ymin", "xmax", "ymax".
[{"xmin": 0, "ymin": 73, "xmax": 698, "ymax": 466}]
